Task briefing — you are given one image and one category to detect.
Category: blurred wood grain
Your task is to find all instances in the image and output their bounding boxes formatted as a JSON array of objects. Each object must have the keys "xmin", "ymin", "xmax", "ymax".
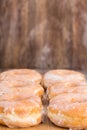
[
  {"xmin": 72, "ymin": 0, "xmax": 87, "ymax": 71},
  {"xmin": 0, "ymin": 0, "xmax": 87, "ymax": 70}
]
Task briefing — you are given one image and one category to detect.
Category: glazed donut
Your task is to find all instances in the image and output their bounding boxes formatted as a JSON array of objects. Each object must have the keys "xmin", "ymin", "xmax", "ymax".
[
  {"xmin": 47, "ymin": 82, "xmax": 87, "ymax": 99},
  {"xmin": 43, "ymin": 69, "xmax": 86, "ymax": 88},
  {"xmin": 0, "ymin": 82, "xmax": 44, "ymax": 100},
  {"xmin": 0, "ymin": 69, "xmax": 42, "ymax": 85},
  {"xmin": 0, "ymin": 96, "xmax": 43, "ymax": 128},
  {"xmin": 48, "ymin": 93, "xmax": 87, "ymax": 129}
]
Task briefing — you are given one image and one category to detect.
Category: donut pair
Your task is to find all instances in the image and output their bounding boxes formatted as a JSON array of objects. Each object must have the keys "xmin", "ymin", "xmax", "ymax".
[
  {"xmin": 0, "ymin": 69, "xmax": 44, "ymax": 128},
  {"xmin": 43, "ymin": 69, "xmax": 87, "ymax": 129}
]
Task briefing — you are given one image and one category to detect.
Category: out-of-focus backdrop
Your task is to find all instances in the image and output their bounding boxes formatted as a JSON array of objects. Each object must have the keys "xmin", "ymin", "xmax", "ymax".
[{"xmin": 0, "ymin": 0, "xmax": 87, "ymax": 71}]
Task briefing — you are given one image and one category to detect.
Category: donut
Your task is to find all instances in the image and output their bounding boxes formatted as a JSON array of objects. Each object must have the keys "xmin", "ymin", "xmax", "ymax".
[
  {"xmin": 48, "ymin": 93, "xmax": 87, "ymax": 129},
  {"xmin": 0, "ymin": 82, "xmax": 44, "ymax": 100},
  {"xmin": 0, "ymin": 96, "xmax": 43, "ymax": 128},
  {"xmin": 43, "ymin": 69, "xmax": 86, "ymax": 88},
  {"xmin": 47, "ymin": 82, "xmax": 87, "ymax": 99},
  {"xmin": 0, "ymin": 69, "xmax": 42, "ymax": 85}
]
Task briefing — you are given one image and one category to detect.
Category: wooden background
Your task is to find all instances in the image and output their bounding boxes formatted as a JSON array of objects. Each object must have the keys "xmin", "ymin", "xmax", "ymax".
[{"xmin": 0, "ymin": 0, "xmax": 87, "ymax": 71}]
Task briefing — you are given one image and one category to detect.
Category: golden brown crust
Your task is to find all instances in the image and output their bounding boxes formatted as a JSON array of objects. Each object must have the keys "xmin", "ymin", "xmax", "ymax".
[
  {"xmin": 0, "ymin": 69, "xmax": 42, "ymax": 84},
  {"xmin": 0, "ymin": 82, "xmax": 44, "ymax": 100},
  {"xmin": 48, "ymin": 93, "xmax": 87, "ymax": 129},
  {"xmin": 47, "ymin": 82, "xmax": 87, "ymax": 99},
  {"xmin": 0, "ymin": 96, "xmax": 43, "ymax": 128},
  {"xmin": 46, "ymin": 70, "xmax": 87, "ymax": 129},
  {"xmin": 43, "ymin": 69, "xmax": 86, "ymax": 88},
  {"xmin": 0, "ymin": 69, "xmax": 43, "ymax": 128}
]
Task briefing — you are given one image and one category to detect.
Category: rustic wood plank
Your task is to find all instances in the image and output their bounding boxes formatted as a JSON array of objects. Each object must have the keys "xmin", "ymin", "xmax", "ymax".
[
  {"xmin": 45, "ymin": 0, "xmax": 73, "ymax": 69},
  {"xmin": 0, "ymin": 123, "xmax": 66, "ymax": 130},
  {"xmin": 0, "ymin": 0, "xmax": 73, "ymax": 70},
  {"xmin": 0, "ymin": 0, "xmax": 87, "ymax": 71},
  {"xmin": 72, "ymin": 0, "xmax": 87, "ymax": 71}
]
